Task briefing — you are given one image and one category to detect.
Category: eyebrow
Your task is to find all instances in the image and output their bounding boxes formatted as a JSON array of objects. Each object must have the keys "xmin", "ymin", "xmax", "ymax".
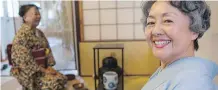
[
  {"xmin": 163, "ymin": 12, "xmax": 178, "ymax": 17},
  {"xmin": 147, "ymin": 12, "xmax": 178, "ymax": 19},
  {"xmin": 148, "ymin": 15, "xmax": 155, "ymax": 19}
]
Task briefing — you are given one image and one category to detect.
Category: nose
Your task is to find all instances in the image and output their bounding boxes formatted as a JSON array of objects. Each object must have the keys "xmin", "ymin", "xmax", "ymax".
[
  {"xmin": 151, "ymin": 22, "xmax": 164, "ymax": 36},
  {"xmin": 38, "ymin": 15, "xmax": 41, "ymax": 18},
  {"xmin": 37, "ymin": 15, "xmax": 41, "ymax": 20}
]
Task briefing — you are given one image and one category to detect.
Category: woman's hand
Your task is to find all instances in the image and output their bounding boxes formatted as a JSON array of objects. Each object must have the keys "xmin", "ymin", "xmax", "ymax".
[
  {"xmin": 40, "ymin": 66, "xmax": 55, "ymax": 75},
  {"xmin": 40, "ymin": 66, "xmax": 46, "ymax": 73},
  {"xmin": 44, "ymin": 67, "xmax": 57, "ymax": 75},
  {"xmin": 40, "ymin": 66, "xmax": 57, "ymax": 75}
]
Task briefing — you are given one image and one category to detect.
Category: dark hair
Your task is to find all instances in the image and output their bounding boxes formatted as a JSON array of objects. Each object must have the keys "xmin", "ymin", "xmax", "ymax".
[
  {"xmin": 19, "ymin": 4, "xmax": 40, "ymax": 22},
  {"xmin": 142, "ymin": 1, "xmax": 211, "ymax": 51}
]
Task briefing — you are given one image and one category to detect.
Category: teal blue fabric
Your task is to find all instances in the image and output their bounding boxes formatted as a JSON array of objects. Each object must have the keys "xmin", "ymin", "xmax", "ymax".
[{"xmin": 142, "ymin": 57, "xmax": 218, "ymax": 90}]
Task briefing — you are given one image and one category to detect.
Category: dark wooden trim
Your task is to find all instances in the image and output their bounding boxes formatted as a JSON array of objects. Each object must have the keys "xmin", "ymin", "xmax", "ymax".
[
  {"xmin": 81, "ymin": 75, "xmax": 93, "ymax": 77},
  {"xmin": 75, "ymin": 1, "xmax": 81, "ymax": 76},
  {"xmin": 79, "ymin": 1, "xmax": 84, "ymax": 41},
  {"xmin": 70, "ymin": 1, "xmax": 79, "ymax": 72}
]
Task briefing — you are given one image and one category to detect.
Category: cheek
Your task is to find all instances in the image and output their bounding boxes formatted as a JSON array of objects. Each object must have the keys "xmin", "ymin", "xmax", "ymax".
[
  {"xmin": 144, "ymin": 30, "xmax": 149, "ymax": 39},
  {"xmin": 163, "ymin": 25, "xmax": 187, "ymax": 41},
  {"xmin": 165, "ymin": 26, "xmax": 192, "ymax": 52},
  {"xmin": 38, "ymin": 15, "xmax": 41, "ymax": 19},
  {"xmin": 25, "ymin": 17, "xmax": 31, "ymax": 22},
  {"xmin": 144, "ymin": 27, "xmax": 152, "ymax": 39},
  {"xmin": 29, "ymin": 15, "xmax": 36, "ymax": 20},
  {"xmin": 32, "ymin": 16, "xmax": 36, "ymax": 20},
  {"xmin": 27, "ymin": 16, "xmax": 34, "ymax": 22},
  {"xmin": 144, "ymin": 28, "xmax": 153, "ymax": 46}
]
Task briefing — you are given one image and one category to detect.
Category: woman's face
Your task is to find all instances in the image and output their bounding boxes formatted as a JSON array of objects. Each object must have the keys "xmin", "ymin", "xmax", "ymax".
[
  {"xmin": 145, "ymin": 1, "xmax": 198, "ymax": 62},
  {"xmin": 24, "ymin": 7, "xmax": 41, "ymax": 27}
]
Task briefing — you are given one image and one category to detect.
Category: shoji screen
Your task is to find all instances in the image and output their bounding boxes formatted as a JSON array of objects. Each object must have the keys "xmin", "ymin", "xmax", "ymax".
[{"xmin": 81, "ymin": 1, "xmax": 145, "ymax": 41}]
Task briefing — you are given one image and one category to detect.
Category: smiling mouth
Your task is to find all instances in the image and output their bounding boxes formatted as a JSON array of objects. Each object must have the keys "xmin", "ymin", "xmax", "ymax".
[{"xmin": 153, "ymin": 40, "xmax": 171, "ymax": 48}]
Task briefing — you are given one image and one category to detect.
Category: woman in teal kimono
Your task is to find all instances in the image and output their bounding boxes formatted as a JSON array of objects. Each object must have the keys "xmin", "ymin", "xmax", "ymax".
[
  {"xmin": 10, "ymin": 4, "xmax": 67, "ymax": 90},
  {"xmin": 141, "ymin": 1, "xmax": 218, "ymax": 90}
]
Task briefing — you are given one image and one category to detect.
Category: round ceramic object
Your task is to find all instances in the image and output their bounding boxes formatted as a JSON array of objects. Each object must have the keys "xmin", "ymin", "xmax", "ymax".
[{"xmin": 103, "ymin": 71, "xmax": 118, "ymax": 90}]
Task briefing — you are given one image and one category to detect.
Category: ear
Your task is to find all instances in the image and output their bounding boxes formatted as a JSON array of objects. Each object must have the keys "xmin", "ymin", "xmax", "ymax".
[
  {"xmin": 191, "ymin": 32, "xmax": 199, "ymax": 40},
  {"xmin": 23, "ymin": 16, "xmax": 27, "ymax": 22}
]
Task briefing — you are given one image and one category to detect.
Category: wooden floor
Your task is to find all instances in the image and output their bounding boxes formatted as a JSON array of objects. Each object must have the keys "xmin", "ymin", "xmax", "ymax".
[{"xmin": 82, "ymin": 76, "xmax": 149, "ymax": 90}]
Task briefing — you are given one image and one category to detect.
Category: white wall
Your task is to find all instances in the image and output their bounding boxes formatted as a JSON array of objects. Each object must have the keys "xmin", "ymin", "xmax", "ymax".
[{"xmin": 195, "ymin": 1, "xmax": 218, "ymax": 84}]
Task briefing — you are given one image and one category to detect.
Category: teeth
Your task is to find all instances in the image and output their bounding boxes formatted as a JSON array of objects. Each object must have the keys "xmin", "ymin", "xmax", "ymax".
[{"xmin": 154, "ymin": 41, "xmax": 171, "ymax": 45}]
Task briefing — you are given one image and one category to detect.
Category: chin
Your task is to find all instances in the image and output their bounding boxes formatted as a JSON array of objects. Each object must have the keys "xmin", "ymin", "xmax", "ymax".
[
  {"xmin": 35, "ymin": 21, "xmax": 40, "ymax": 26},
  {"xmin": 34, "ymin": 23, "xmax": 39, "ymax": 27},
  {"xmin": 153, "ymin": 51, "xmax": 170, "ymax": 61}
]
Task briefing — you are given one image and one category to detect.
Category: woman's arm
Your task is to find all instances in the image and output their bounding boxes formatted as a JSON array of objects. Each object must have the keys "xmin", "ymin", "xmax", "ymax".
[
  {"xmin": 37, "ymin": 29, "xmax": 56, "ymax": 66},
  {"xmin": 11, "ymin": 36, "xmax": 42, "ymax": 76}
]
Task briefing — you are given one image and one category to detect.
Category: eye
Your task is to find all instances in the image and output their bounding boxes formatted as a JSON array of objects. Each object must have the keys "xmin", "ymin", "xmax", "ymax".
[
  {"xmin": 146, "ymin": 22, "xmax": 155, "ymax": 25},
  {"xmin": 164, "ymin": 20, "xmax": 173, "ymax": 23},
  {"xmin": 35, "ymin": 12, "xmax": 40, "ymax": 15}
]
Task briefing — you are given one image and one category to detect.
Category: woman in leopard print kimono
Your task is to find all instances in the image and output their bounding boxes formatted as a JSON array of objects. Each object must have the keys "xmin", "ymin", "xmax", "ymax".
[{"xmin": 10, "ymin": 4, "xmax": 67, "ymax": 90}]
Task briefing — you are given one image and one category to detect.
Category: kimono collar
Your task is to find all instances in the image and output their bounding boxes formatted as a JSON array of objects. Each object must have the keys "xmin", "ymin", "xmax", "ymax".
[
  {"xmin": 21, "ymin": 23, "xmax": 37, "ymax": 31},
  {"xmin": 141, "ymin": 57, "xmax": 218, "ymax": 90}
]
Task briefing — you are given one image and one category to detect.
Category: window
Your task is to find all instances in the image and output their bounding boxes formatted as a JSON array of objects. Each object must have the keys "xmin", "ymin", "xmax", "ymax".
[
  {"xmin": 0, "ymin": 1, "xmax": 4, "ymax": 17},
  {"xmin": 7, "ymin": 0, "xmax": 19, "ymax": 17},
  {"xmin": 1, "ymin": 1, "xmax": 77, "ymax": 76},
  {"xmin": 80, "ymin": 1, "xmax": 145, "ymax": 41}
]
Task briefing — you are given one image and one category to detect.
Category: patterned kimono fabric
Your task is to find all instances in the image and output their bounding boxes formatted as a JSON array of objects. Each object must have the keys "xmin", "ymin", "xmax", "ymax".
[{"xmin": 10, "ymin": 24, "xmax": 67, "ymax": 90}]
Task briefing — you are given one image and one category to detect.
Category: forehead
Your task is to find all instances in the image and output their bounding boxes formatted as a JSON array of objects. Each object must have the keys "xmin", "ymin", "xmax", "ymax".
[
  {"xmin": 148, "ymin": 1, "xmax": 181, "ymax": 17},
  {"xmin": 26, "ymin": 7, "xmax": 39, "ymax": 14}
]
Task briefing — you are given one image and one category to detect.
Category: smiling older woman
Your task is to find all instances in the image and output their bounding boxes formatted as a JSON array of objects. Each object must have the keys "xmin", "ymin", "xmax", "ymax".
[
  {"xmin": 141, "ymin": 1, "xmax": 218, "ymax": 90},
  {"xmin": 10, "ymin": 4, "xmax": 67, "ymax": 90}
]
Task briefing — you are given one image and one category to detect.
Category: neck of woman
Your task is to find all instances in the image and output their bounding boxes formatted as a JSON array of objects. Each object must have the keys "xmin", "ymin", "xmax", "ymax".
[
  {"xmin": 25, "ymin": 23, "xmax": 36, "ymax": 29},
  {"xmin": 160, "ymin": 43, "xmax": 195, "ymax": 70}
]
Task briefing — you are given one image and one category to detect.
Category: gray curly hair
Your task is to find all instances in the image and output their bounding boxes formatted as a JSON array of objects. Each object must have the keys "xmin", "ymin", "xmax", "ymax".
[{"xmin": 142, "ymin": 1, "xmax": 211, "ymax": 51}]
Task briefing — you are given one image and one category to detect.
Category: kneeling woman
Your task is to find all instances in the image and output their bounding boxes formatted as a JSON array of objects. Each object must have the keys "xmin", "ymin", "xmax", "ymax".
[{"xmin": 10, "ymin": 4, "xmax": 67, "ymax": 90}]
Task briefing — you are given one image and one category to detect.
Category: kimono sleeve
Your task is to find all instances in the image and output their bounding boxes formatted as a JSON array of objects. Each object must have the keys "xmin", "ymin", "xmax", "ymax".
[{"xmin": 12, "ymin": 40, "xmax": 41, "ymax": 77}]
